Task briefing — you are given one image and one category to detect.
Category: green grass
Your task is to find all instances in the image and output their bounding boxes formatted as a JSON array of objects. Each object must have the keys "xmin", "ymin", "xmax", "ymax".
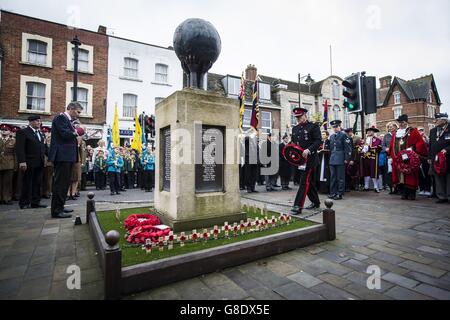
[{"xmin": 96, "ymin": 207, "xmax": 316, "ymax": 267}]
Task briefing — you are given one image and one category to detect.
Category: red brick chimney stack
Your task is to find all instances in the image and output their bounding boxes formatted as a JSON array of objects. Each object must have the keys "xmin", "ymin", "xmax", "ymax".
[
  {"xmin": 245, "ymin": 64, "xmax": 257, "ymax": 81},
  {"xmin": 379, "ymin": 76, "xmax": 392, "ymax": 89}
]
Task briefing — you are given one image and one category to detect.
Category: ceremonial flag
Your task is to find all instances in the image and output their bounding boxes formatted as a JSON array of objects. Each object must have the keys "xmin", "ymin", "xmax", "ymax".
[
  {"xmin": 142, "ymin": 117, "xmax": 147, "ymax": 148},
  {"xmin": 238, "ymin": 72, "xmax": 245, "ymax": 129},
  {"xmin": 131, "ymin": 115, "xmax": 143, "ymax": 153},
  {"xmin": 323, "ymin": 99, "xmax": 329, "ymax": 130},
  {"xmin": 112, "ymin": 103, "xmax": 120, "ymax": 147},
  {"xmin": 250, "ymin": 80, "xmax": 260, "ymax": 131},
  {"xmin": 107, "ymin": 128, "xmax": 113, "ymax": 154}
]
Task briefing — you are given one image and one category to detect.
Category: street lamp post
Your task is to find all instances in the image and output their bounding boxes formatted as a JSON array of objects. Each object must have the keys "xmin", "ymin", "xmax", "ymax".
[
  {"xmin": 297, "ymin": 73, "xmax": 314, "ymax": 111},
  {"xmin": 71, "ymin": 36, "xmax": 82, "ymax": 101}
]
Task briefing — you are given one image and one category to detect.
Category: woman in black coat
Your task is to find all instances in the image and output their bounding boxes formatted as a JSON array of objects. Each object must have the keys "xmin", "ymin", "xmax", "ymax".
[{"xmin": 279, "ymin": 134, "xmax": 293, "ymax": 190}]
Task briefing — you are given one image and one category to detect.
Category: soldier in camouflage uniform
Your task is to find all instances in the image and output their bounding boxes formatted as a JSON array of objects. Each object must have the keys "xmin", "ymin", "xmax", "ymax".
[{"xmin": 0, "ymin": 124, "xmax": 16, "ymax": 205}]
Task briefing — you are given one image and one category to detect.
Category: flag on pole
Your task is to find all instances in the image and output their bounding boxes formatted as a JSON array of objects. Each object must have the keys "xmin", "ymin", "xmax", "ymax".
[
  {"xmin": 131, "ymin": 115, "xmax": 143, "ymax": 153},
  {"xmin": 142, "ymin": 118, "xmax": 147, "ymax": 148},
  {"xmin": 323, "ymin": 99, "xmax": 329, "ymax": 130},
  {"xmin": 107, "ymin": 128, "xmax": 113, "ymax": 155},
  {"xmin": 250, "ymin": 80, "xmax": 260, "ymax": 131},
  {"xmin": 238, "ymin": 72, "xmax": 245, "ymax": 129},
  {"xmin": 112, "ymin": 103, "xmax": 120, "ymax": 147}
]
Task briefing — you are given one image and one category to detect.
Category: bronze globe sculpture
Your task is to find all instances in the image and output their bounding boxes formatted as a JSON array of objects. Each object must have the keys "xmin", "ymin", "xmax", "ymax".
[{"xmin": 173, "ymin": 18, "xmax": 222, "ymax": 90}]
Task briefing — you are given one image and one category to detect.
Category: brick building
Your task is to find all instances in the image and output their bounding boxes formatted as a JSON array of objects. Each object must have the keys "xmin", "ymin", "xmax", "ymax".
[
  {"xmin": 376, "ymin": 74, "xmax": 442, "ymax": 135},
  {"xmin": 0, "ymin": 10, "xmax": 108, "ymax": 144}
]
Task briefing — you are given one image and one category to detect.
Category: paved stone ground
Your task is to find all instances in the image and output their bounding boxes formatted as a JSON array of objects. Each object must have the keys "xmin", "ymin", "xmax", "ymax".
[{"xmin": 1, "ymin": 184, "xmax": 449, "ymax": 300}]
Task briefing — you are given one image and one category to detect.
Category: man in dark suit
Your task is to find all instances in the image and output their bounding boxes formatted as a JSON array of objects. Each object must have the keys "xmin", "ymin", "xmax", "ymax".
[
  {"xmin": 15, "ymin": 115, "xmax": 47, "ymax": 209},
  {"xmin": 49, "ymin": 102, "xmax": 84, "ymax": 218}
]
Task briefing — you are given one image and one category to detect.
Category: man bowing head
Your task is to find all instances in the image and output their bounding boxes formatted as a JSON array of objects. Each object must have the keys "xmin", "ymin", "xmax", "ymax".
[{"xmin": 49, "ymin": 102, "xmax": 84, "ymax": 218}]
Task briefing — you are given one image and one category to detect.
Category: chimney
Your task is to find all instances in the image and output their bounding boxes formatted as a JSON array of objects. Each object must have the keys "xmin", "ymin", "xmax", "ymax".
[
  {"xmin": 98, "ymin": 25, "xmax": 107, "ymax": 34},
  {"xmin": 379, "ymin": 76, "xmax": 392, "ymax": 89},
  {"xmin": 245, "ymin": 64, "xmax": 257, "ymax": 81}
]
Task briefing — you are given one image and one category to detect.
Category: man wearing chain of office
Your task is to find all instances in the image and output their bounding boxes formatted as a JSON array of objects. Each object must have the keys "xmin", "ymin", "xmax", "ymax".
[{"xmin": 290, "ymin": 107, "xmax": 322, "ymax": 215}]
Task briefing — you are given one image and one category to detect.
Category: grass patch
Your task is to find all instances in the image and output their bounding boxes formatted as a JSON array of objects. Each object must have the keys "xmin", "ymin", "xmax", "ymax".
[{"xmin": 96, "ymin": 207, "xmax": 316, "ymax": 267}]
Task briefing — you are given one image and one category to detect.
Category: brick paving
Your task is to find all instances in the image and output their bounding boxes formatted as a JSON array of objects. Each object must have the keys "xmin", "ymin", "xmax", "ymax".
[{"xmin": 0, "ymin": 185, "xmax": 449, "ymax": 300}]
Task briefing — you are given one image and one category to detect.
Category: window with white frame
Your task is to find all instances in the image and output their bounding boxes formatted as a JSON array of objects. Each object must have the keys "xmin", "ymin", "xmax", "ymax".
[
  {"xmin": 155, "ymin": 64, "xmax": 168, "ymax": 83},
  {"xmin": 70, "ymin": 87, "xmax": 88, "ymax": 115},
  {"xmin": 427, "ymin": 105, "xmax": 435, "ymax": 118},
  {"xmin": 72, "ymin": 48, "xmax": 89, "ymax": 73},
  {"xmin": 26, "ymin": 82, "xmax": 46, "ymax": 111},
  {"xmin": 243, "ymin": 109, "xmax": 252, "ymax": 130},
  {"xmin": 393, "ymin": 91, "xmax": 401, "ymax": 105},
  {"xmin": 21, "ymin": 33, "xmax": 53, "ymax": 67},
  {"xmin": 261, "ymin": 111, "xmax": 272, "ymax": 132},
  {"xmin": 20, "ymin": 76, "xmax": 52, "ymax": 113},
  {"xmin": 332, "ymin": 81, "xmax": 340, "ymax": 100},
  {"xmin": 428, "ymin": 90, "xmax": 433, "ymax": 103},
  {"xmin": 124, "ymin": 58, "xmax": 139, "ymax": 79},
  {"xmin": 27, "ymin": 40, "xmax": 47, "ymax": 65},
  {"xmin": 333, "ymin": 105, "xmax": 341, "ymax": 121},
  {"xmin": 228, "ymin": 77, "xmax": 241, "ymax": 96},
  {"xmin": 65, "ymin": 82, "xmax": 93, "ymax": 117},
  {"xmin": 259, "ymin": 83, "xmax": 271, "ymax": 101},
  {"xmin": 67, "ymin": 42, "xmax": 94, "ymax": 73},
  {"xmin": 393, "ymin": 106, "xmax": 403, "ymax": 120},
  {"xmin": 123, "ymin": 94, "xmax": 138, "ymax": 118},
  {"xmin": 155, "ymin": 97, "xmax": 165, "ymax": 106}
]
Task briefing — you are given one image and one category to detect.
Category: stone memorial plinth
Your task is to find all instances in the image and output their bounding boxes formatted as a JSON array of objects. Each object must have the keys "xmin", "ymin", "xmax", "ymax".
[{"xmin": 155, "ymin": 88, "xmax": 245, "ymax": 232}]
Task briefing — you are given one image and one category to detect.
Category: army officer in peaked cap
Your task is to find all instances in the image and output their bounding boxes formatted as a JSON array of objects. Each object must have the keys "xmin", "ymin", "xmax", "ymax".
[{"xmin": 290, "ymin": 107, "xmax": 322, "ymax": 215}]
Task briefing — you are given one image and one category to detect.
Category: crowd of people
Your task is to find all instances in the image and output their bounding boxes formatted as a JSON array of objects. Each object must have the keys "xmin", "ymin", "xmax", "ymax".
[
  {"xmin": 0, "ymin": 102, "xmax": 156, "ymax": 218},
  {"xmin": 240, "ymin": 108, "xmax": 450, "ymax": 215},
  {"xmin": 1, "ymin": 102, "xmax": 449, "ymax": 218}
]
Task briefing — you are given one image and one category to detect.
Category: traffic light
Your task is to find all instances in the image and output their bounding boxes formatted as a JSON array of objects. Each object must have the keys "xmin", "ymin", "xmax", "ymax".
[
  {"xmin": 363, "ymin": 76, "xmax": 377, "ymax": 115},
  {"xmin": 150, "ymin": 115, "xmax": 156, "ymax": 138},
  {"xmin": 342, "ymin": 73, "xmax": 362, "ymax": 114}
]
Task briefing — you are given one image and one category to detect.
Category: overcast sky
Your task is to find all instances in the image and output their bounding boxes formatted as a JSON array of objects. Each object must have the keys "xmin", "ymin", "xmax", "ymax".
[{"xmin": 1, "ymin": 0, "xmax": 449, "ymax": 113}]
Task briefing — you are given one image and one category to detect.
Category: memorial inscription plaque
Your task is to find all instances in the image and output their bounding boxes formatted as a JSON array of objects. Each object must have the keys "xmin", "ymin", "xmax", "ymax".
[
  {"xmin": 161, "ymin": 127, "xmax": 171, "ymax": 192},
  {"xmin": 195, "ymin": 125, "xmax": 225, "ymax": 193}
]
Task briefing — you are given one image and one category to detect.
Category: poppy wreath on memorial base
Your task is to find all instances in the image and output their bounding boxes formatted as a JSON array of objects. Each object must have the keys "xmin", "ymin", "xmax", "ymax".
[
  {"xmin": 124, "ymin": 214, "xmax": 161, "ymax": 231},
  {"xmin": 434, "ymin": 152, "xmax": 448, "ymax": 176},
  {"xmin": 126, "ymin": 225, "xmax": 171, "ymax": 244},
  {"xmin": 395, "ymin": 149, "xmax": 421, "ymax": 175},
  {"xmin": 282, "ymin": 144, "xmax": 306, "ymax": 167}
]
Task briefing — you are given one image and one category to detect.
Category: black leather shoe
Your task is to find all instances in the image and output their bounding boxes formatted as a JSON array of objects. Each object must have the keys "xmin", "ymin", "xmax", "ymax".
[
  {"xmin": 328, "ymin": 194, "xmax": 336, "ymax": 199},
  {"xmin": 54, "ymin": 212, "xmax": 72, "ymax": 219},
  {"xmin": 333, "ymin": 195, "xmax": 343, "ymax": 200},
  {"xmin": 290, "ymin": 206, "xmax": 302, "ymax": 215},
  {"xmin": 19, "ymin": 204, "xmax": 31, "ymax": 210},
  {"xmin": 110, "ymin": 192, "xmax": 115, "ymax": 196},
  {"xmin": 63, "ymin": 208, "xmax": 74, "ymax": 213},
  {"xmin": 116, "ymin": 192, "xmax": 121, "ymax": 195},
  {"xmin": 305, "ymin": 203, "xmax": 321, "ymax": 210},
  {"xmin": 266, "ymin": 188, "xmax": 274, "ymax": 192},
  {"xmin": 31, "ymin": 204, "xmax": 48, "ymax": 209}
]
